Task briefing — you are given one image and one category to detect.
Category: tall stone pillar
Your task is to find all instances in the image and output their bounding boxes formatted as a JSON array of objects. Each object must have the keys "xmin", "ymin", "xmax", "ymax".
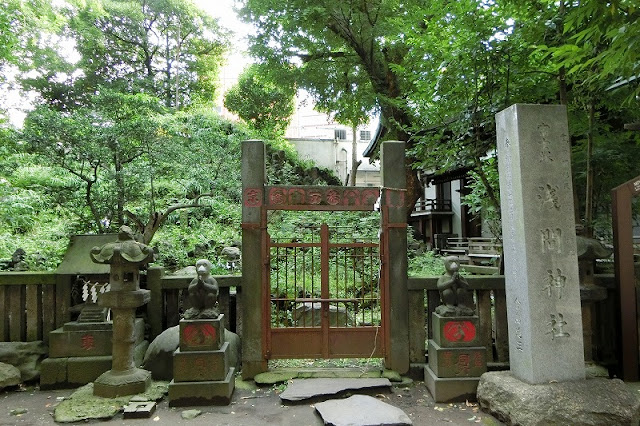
[
  {"xmin": 241, "ymin": 140, "xmax": 267, "ymax": 379},
  {"xmin": 496, "ymin": 104, "xmax": 585, "ymax": 384},
  {"xmin": 90, "ymin": 226, "xmax": 155, "ymax": 397},
  {"xmin": 381, "ymin": 141, "xmax": 409, "ymax": 374}
]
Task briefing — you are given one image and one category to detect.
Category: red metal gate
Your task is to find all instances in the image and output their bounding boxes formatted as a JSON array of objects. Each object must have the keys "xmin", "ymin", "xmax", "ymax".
[{"xmin": 260, "ymin": 186, "xmax": 385, "ymax": 360}]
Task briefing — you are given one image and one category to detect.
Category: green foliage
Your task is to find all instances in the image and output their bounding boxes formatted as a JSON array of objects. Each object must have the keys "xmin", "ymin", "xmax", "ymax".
[
  {"xmin": 20, "ymin": 0, "xmax": 228, "ymax": 111},
  {"xmin": 408, "ymin": 250, "xmax": 443, "ymax": 277},
  {"xmin": 224, "ymin": 63, "xmax": 295, "ymax": 137},
  {"xmin": 239, "ymin": 0, "xmax": 413, "ymax": 141},
  {"xmin": 461, "ymin": 157, "xmax": 502, "ymax": 240},
  {"xmin": 21, "ymin": 89, "xmax": 165, "ymax": 230}
]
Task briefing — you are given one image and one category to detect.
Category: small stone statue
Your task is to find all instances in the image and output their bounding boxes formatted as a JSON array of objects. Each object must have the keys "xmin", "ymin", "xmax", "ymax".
[
  {"xmin": 184, "ymin": 259, "xmax": 220, "ymax": 319},
  {"xmin": 435, "ymin": 256, "xmax": 475, "ymax": 316}
]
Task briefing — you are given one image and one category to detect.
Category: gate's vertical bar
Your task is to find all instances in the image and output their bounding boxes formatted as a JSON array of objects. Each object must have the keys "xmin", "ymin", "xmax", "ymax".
[
  {"xmin": 242, "ymin": 140, "xmax": 268, "ymax": 378},
  {"xmin": 321, "ymin": 223, "xmax": 330, "ymax": 357},
  {"xmin": 381, "ymin": 141, "xmax": 409, "ymax": 374}
]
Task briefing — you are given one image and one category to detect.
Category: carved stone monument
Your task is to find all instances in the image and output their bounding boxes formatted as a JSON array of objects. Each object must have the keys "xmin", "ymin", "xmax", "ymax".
[
  {"xmin": 496, "ymin": 104, "xmax": 585, "ymax": 384},
  {"xmin": 478, "ymin": 104, "xmax": 640, "ymax": 425},
  {"xmin": 168, "ymin": 260, "xmax": 235, "ymax": 406},
  {"xmin": 90, "ymin": 226, "xmax": 155, "ymax": 397},
  {"xmin": 425, "ymin": 256, "xmax": 487, "ymax": 402}
]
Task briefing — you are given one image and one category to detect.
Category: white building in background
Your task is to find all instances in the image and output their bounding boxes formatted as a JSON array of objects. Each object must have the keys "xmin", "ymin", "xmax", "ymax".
[{"xmin": 285, "ymin": 92, "xmax": 380, "ymax": 186}]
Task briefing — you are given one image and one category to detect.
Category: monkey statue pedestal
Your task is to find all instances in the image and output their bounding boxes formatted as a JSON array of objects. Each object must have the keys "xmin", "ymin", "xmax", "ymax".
[
  {"xmin": 425, "ymin": 256, "xmax": 487, "ymax": 403},
  {"xmin": 168, "ymin": 260, "xmax": 235, "ymax": 406}
]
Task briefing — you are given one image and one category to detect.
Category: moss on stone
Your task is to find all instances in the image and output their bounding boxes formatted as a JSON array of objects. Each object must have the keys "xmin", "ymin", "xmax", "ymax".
[
  {"xmin": 54, "ymin": 381, "xmax": 169, "ymax": 423},
  {"xmin": 381, "ymin": 369, "xmax": 402, "ymax": 382},
  {"xmin": 254, "ymin": 371, "xmax": 298, "ymax": 385}
]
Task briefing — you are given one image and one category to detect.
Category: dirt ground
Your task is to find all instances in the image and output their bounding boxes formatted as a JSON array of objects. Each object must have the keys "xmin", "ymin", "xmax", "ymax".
[{"xmin": 0, "ymin": 379, "xmax": 505, "ymax": 426}]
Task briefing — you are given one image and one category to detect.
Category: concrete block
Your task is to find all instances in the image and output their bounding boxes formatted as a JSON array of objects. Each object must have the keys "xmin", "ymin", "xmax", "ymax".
[
  {"xmin": 39, "ymin": 358, "xmax": 68, "ymax": 389},
  {"xmin": 431, "ymin": 313, "xmax": 480, "ymax": 348},
  {"xmin": 67, "ymin": 356, "xmax": 112, "ymax": 384},
  {"xmin": 49, "ymin": 318, "xmax": 145, "ymax": 358},
  {"xmin": 428, "ymin": 340, "xmax": 486, "ymax": 378},
  {"xmin": 173, "ymin": 342, "xmax": 229, "ymax": 382},
  {"xmin": 425, "ymin": 365, "xmax": 479, "ymax": 403},
  {"xmin": 179, "ymin": 316, "xmax": 224, "ymax": 352},
  {"xmin": 49, "ymin": 328, "xmax": 112, "ymax": 357},
  {"xmin": 168, "ymin": 367, "xmax": 235, "ymax": 406}
]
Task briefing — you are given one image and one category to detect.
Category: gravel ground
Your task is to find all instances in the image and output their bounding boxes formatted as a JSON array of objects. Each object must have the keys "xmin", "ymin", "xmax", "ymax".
[{"xmin": 0, "ymin": 379, "xmax": 504, "ymax": 425}]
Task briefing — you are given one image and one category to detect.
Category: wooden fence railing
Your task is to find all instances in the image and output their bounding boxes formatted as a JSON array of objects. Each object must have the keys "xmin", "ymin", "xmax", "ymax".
[
  {"xmin": 407, "ymin": 275, "xmax": 509, "ymax": 367},
  {"xmin": 0, "ymin": 272, "xmax": 73, "ymax": 344},
  {"xmin": 0, "ymin": 269, "xmax": 619, "ymax": 373}
]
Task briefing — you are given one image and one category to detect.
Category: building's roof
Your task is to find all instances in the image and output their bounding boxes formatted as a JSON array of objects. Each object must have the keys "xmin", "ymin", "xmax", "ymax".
[{"xmin": 56, "ymin": 234, "xmax": 117, "ymax": 275}]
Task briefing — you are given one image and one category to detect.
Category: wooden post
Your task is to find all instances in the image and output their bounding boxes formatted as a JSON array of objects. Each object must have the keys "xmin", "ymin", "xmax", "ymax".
[
  {"xmin": 612, "ymin": 175, "xmax": 640, "ymax": 380},
  {"xmin": 241, "ymin": 140, "xmax": 268, "ymax": 379},
  {"xmin": 55, "ymin": 274, "xmax": 71, "ymax": 328},
  {"xmin": 381, "ymin": 141, "xmax": 409, "ymax": 373},
  {"xmin": 147, "ymin": 266, "xmax": 164, "ymax": 340}
]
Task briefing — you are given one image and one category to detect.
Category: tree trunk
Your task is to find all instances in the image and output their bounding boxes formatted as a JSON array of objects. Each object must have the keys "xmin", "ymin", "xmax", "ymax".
[
  {"xmin": 114, "ymin": 150, "xmax": 125, "ymax": 227},
  {"xmin": 349, "ymin": 124, "xmax": 361, "ymax": 186},
  {"xmin": 584, "ymin": 101, "xmax": 595, "ymax": 237}
]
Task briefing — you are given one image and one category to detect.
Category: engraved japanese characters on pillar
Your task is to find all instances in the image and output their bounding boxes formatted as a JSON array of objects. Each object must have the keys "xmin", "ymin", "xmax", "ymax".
[
  {"xmin": 513, "ymin": 297, "xmax": 524, "ymax": 352},
  {"xmin": 541, "ymin": 228, "xmax": 562, "ymax": 253},
  {"xmin": 543, "ymin": 268, "xmax": 566, "ymax": 299},
  {"xmin": 537, "ymin": 184, "xmax": 560, "ymax": 210},
  {"xmin": 538, "ymin": 123, "xmax": 553, "ymax": 163},
  {"xmin": 546, "ymin": 313, "xmax": 570, "ymax": 340}
]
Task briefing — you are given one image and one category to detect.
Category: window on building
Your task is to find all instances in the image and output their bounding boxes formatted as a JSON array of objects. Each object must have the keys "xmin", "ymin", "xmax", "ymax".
[
  {"xmin": 359, "ymin": 130, "xmax": 371, "ymax": 141},
  {"xmin": 334, "ymin": 129, "xmax": 347, "ymax": 140}
]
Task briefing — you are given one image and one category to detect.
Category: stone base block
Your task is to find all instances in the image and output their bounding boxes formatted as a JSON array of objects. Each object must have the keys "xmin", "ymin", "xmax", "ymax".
[
  {"xmin": 173, "ymin": 342, "xmax": 229, "ymax": 382},
  {"xmin": 428, "ymin": 340, "xmax": 486, "ymax": 378},
  {"xmin": 168, "ymin": 367, "xmax": 235, "ymax": 406},
  {"xmin": 41, "ymin": 340, "xmax": 148, "ymax": 389},
  {"xmin": 40, "ymin": 358, "xmax": 68, "ymax": 389},
  {"xmin": 425, "ymin": 365, "xmax": 479, "ymax": 403},
  {"xmin": 477, "ymin": 371, "xmax": 640, "ymax": 426},
  {"xmin": 93, "ymin": 367, "xmax": 151, "ymax": 398},
  {"xmin": 179, "ymin": 316, "xmax": 225, "ymax": 352},
  {"xmin": 68, "ymin": 356, "xmax": 112, "ymax": 384},
  {"xmin": 40, "ymin": 356, "xmax": 111, "ymax": 389},
  {"xmin": 49, "ymin": 328, "xmax": 112, "ymax": 358},
  {"xmin": 49, "ymin": 318, "xmax": 144, "ymax": 358},
  {"xmin": 431, "ymin": 313, "xmax": 480, "ymax": 347}
]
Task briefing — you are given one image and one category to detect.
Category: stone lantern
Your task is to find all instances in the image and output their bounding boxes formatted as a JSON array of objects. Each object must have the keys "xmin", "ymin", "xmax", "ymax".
[{"xmin": 90, "ymin": 226, "xmax": 155, "ymax": 397}]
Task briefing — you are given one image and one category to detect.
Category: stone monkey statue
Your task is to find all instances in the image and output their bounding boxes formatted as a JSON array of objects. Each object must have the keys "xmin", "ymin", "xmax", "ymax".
[
  {"xmin": 435, "ymin": 256, "xmax": 475, "ymax": 316},
  {"xmin": 184, "ymin": 259, "xmax": 220, "ymax": 319}
]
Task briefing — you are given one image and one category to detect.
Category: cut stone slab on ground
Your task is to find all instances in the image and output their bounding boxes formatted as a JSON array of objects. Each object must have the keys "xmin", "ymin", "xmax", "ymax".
[
  {"xmin": 315, "ymin": 394, "xmax": 412, "ymax": 426},
  {"xmin": 279, "ymin": 378, "xmax": 392, "ymax": 402}
]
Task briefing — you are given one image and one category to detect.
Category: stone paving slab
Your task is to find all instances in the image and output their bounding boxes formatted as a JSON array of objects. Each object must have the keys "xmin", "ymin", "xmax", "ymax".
[
  {"xmin": 279, "ymin": 378, "xmax": 392, "ymax": 402},
  {"xmin": 315, "ymin": 394, "xmax": 412, "ymax": 426}
]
